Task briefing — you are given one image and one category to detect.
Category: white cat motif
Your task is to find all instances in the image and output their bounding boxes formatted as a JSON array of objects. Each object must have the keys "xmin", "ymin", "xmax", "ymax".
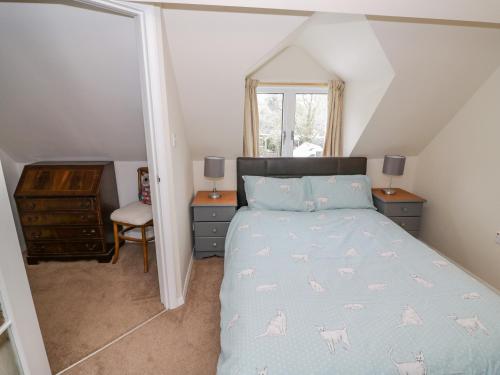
[
  {"xmin": 279, "ymin": 184, "xmax": 291, "ymax": 193},
  {"xmin": 344, "ymin": 303, "xmax": 364, "ymax": 311},
  {"xmin": 317, "ymin": 197, "xmax": 329, "ymax": 206},
  {"xmin": 304, "ymin": 200, "xmax": 315, "ymax": 210},
  {"xmin": 256, "ymin": 247, "xmax": 271, "ymax": 256},
  {"xmin": 351, "ymin": 182, "xmax": 362, "ymax": 190},
  {"xmin": 390, "ymin": 349, "xmax": 427, "ymax": 375},
  {"xmin": 238, "ymin": 224, "xmax": 249, "ymax": 231},
  {"xmin": 462, "ymin": 292, "xmax": 481, "ymax": 300},
  {"xmin": 237, "ymin": 268, "xmax": 255, "ymax": 279},
  {"xmin": 380, "ymin": 251, "xmax": 398, "ymax": 259},
  {"xmin": 338, "ymin": 268, "xmax": 355, "ymax": 278},
  {"xmin": 257, "ymin": 367, "xmax": 268, "ymax": 375},
  {"xmin": 291, "ymin": 254, "xmax": 309, "ymax": 262},
  {"xmin": 288, "ymin": 232, "xmax": 298, "ymax": 240},
  {"xmin": 344, "ymin": 215, "xmax": 356, "ymax": 221},
  {"xmin": 316, "ymin": 325, "xmax": 351, "ymax": 353},
  {"xmin": 411, "ymin": 274, "xmax": 434, "ymax": 288},
  {"xmin": 449, "ymin": 315, "xmax": 489, "ymax": 336},
  {"xmin": 368, "ymin": 283, "xmax": 387, "ymax": 291},
  {"xmin": 399, "ymin": 306, "xmax": 423, "ymax": 327},
  {"xmin": 310, "ymin": 225, "xmax": 322, "ymax": 231},
  {"xmin": 227, "ymin": 313, "xmax": 240, "ymax": 330},
  {"xmin": 432, "ymin": 260, "xmax": 449, "ymax": 268},
  {"xmin": 345, "ymin": 248, "xmax": 359, "ymax": 257},
  {"xmin": 309, "ymin": 279, "xmax": 326, "ymax": 292},
  {"xmin": 256, "ymin": 284, "xmax": 277, "ymax": 292},
  {"xmin": 256, "ymin": 310, "xmax": 286, "ymax": 338}
]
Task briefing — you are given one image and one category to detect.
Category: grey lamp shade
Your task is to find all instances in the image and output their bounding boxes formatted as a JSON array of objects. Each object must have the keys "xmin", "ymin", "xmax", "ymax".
[
  {"xmin": 382, "ymin": 155, "xmax": 406, "ymax": 176},
  {"xmin": 204, "ymin": 156, "xmax": 225, "ymax": 178}
]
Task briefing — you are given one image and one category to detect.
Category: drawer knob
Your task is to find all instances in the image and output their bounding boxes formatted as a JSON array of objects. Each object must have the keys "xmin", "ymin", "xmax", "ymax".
[
  {"xmin": 211, "ymin": 212, "xmax": 216, "ymax": 217},
  {"xmin": 400, "ymin": 222, "xmax": 406, "ymax": 227},
  {"xmin": 212, "ymin": 228, "xmax": 217, "ymax": 233},
  {"xmin": 80, "ymin": 201, "xmax": 91, "ymax": 209},
  {"xmin": 28, "ymin": 202, "xmax": 36, "ymax": 210},
  {"xmin": 31, "ymin": 231, "xmax": 41, "ymax": 239},
  {"xmin": 402, "ymin": 207, "xmax": 408, "ymax": 212},
  {"xmin": 212, "ymin": 242, "xmax": 217, "ymax": 247}
]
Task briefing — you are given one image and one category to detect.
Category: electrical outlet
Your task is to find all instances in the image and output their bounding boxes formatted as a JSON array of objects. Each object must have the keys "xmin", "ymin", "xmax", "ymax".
[{"xmin": 496, "ymin": 231, "xmax": 500, "ymax": 244}]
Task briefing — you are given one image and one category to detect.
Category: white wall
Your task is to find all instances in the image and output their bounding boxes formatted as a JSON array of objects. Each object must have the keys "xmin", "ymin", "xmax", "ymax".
[
  {"xmin": 252, "ymin": 45, "xmax": 336, "ymax": 82},
  {"xmin": 414, "ymin": 66, "xmax": 500, "ymax": 290},
  {"xmin": 193, "ymin": 157, "xmax": 417, "ymax": 192},
  {"xmin": 0, "ymin": 148, "xmax": 24, "ymax": 250},
  {"xmin": 161, "ymin": 14, "xmax": 195, "ymax": 299}
]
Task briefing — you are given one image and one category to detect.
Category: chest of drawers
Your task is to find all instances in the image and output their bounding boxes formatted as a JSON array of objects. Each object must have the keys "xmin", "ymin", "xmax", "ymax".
[
  {"xmin": 14, "ymin": 162, "xmax": 119, "ymax": 264},
  {"xmin": 191, "ymin": 191, "xmax": 237, "ymax": 259},
  {"xmin": 372, "ymin": 188, "xmax": 426, "ymax": 237}
]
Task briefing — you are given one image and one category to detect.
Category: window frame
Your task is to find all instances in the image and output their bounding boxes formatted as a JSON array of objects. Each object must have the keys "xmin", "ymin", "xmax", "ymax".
[{"xmin": 257, "ymin": 85, "xmax": 328, "ymax": 157}]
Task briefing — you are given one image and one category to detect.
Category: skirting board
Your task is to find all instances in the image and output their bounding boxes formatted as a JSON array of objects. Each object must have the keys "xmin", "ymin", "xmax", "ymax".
[{"xmin": 177, "ymin": 252, "xmax": 194, "ymax": 306}]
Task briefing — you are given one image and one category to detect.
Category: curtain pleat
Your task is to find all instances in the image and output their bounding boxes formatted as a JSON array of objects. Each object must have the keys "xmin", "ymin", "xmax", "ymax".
[
  {"xmin": 243, "ymin": 78, "xmax": 260, "ymax": 157},
  {"xmin": 323, "ymin": 80, "xmax": 345, "ymax": 157}
]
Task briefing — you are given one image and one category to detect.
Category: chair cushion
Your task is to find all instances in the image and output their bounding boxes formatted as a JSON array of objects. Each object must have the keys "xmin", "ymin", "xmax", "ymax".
[
  {"xmin": 125, "ymin": 227, "xmax": 154, "ymax": 240},
  {"xmin": 111, "ymin": 201, "xmax": 153, "ymax": 226}
]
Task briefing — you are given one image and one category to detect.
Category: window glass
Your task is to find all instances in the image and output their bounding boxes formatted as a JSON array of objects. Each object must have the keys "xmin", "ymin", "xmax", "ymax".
[
  {"xmin": 257, "ymin": 93, "xmax": 283, "ymax": 157},
  {"xmin": 293, "ymin": 93, "xmax": 328, "ymax": 157}
]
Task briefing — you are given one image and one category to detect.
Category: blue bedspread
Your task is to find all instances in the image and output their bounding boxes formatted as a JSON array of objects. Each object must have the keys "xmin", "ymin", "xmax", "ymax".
[{"xmin": 217, "ymin": 208, "xmax": 500, "ymax": 375}]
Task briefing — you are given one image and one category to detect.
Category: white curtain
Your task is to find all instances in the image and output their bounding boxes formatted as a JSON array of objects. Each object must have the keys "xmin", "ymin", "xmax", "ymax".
[
  {"xmin": 243, "ymin": 78, "xmax": 260, "ymax": 157},
  {"xmin": 323, "ymin": 80, "xmax": 345, "ymax": 157}
]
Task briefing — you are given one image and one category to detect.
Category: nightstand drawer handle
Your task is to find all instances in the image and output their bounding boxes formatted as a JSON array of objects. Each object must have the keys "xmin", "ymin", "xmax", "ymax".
[
  {"xmin": 212, "ymin": 228, "xmax": 217, "ymax": 233},
  {"xmin": 211, "ymin": 212, "xmax": 216, "ymax": 217},
  {"xmin": 212, "ymin": 242, "xmax": 217, "ymax": 247},
  {"xmin": 401, "ymin": 207, "xmax": 409, "ymax": 212}
]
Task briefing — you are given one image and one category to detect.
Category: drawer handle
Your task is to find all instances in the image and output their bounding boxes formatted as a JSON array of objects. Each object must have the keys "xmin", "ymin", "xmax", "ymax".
[
  {"xmin": 401, "ymin": 207, "xmax": 409, "ymax": 212},
  {"xmin": 212, "ymin": 242, "xmax": 217, "ymax": 247},
  {"xmin": 212, "ymin": 228, "xmax": 217, "ymax": 233},
  {"xmin": 27, "ymin": 216, "xmax": 39, "ymax": 223},
  {"xmin": 211, "ymin": 212, "xmax": 216, "ymax": 217},
  {"xmin": 80, "ymin": 201, "xmax": 91, "ymax": 209},
  {"xmin": 27, "ymin": 202, "xmax": 36, "ymax": 210},
  {"xmin": 86, "ymin": 243, "xmax": 97, "ymax": 250},
  {"xmin": 31, "ymin": 231, "xmax": 41, "ymax": 239}
]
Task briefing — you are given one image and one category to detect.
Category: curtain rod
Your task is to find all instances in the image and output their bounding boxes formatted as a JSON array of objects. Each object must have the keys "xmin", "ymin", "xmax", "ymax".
[{"xmin": 258, "ymin": 82, "xmax": 329, "ymax": 88}]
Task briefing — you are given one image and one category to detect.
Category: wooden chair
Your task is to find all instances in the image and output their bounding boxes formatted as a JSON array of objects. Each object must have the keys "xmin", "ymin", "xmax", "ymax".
[{"xmin": 110, "ymin": 167, "xmax": 154, "ymax": 272}]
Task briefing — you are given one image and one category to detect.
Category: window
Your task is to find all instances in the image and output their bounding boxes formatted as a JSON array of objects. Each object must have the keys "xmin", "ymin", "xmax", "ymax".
[{"xmin": 257, "ymin": 86, "xmax": 328, "ymax": 157}]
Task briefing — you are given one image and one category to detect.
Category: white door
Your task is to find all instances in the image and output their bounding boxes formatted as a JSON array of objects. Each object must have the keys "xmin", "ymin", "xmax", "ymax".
[{"xmin": 0, "ymin": 162, "xmax": 51, "ymax": 375}]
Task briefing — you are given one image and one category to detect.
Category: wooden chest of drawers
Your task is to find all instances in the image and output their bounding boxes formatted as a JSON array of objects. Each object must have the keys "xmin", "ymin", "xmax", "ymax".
[
  {"xmin": 14, "ymin": 162, "xmax": 120, "ymax": 264},
  {"xmin": 191, "ymin": 191, "xmax": 237, "ymax": 259}
]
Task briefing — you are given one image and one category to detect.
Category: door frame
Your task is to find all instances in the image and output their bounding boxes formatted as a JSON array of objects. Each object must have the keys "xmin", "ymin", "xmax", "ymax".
[{"xmin": 75, "ymin": 0, "xmax": 180, "ymax": 309}]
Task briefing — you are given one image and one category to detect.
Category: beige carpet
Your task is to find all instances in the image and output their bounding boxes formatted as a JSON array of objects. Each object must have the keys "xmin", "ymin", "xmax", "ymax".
[
  {"xmin": 66, "ymin": 257, "xmax": 224, "ymax": 375},
  {"xmin": 26, "ymin": 243, "xmax": 164, "ymax": 373}
]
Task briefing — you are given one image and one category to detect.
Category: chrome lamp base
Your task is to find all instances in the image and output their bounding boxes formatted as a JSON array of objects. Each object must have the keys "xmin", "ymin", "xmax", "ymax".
[
  {"xmin": 382, "ymin": 188, "xmax": 397, "ymax": 195},
  {"xmin": 208, "ymin": 190, "xmax": 221, "ymax": 199}
]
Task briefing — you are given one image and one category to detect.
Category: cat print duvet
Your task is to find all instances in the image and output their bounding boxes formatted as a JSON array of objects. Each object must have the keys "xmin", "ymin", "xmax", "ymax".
[{"xmin": 217, "ymin": 208, "xmax": 500, "ymax": 375}]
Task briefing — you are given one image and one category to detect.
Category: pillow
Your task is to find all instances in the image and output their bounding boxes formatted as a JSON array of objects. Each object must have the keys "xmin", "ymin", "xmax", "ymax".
[
  {"xmin": 243, "ymin": 176, "xmax": 314, "ymax": 211},
  {"xmin": 307, "ymin": 175, "xmax": 375, "ymax": 210},
  {"xmin": 139, "ymin": 172, "xmax": 152, "ymax": 205}
]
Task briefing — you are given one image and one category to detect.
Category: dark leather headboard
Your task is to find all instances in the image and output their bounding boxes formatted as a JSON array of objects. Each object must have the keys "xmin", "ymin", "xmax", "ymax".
[{"xmin": 237, "ymin": 157, "xmax": 367, "ymax": 207}]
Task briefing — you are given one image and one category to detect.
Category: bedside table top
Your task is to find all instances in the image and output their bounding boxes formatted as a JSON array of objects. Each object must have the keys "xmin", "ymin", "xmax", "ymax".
[
  {"xmin": 372, "ymin": 188, "xmax": 426, "ymax": 203},
  {"xmin": 192, "ymin": 191, "xmax": 237, "ymax": 207}
]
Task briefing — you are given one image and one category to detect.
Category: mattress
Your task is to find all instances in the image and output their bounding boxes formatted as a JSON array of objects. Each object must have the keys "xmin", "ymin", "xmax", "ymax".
[{"xmin": 217, "ymin": 208, "xmax": 500, "ymax": 374}]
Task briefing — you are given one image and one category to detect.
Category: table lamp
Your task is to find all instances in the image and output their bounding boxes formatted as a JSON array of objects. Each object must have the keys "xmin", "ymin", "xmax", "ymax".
[
  {"xmin": 382, "ymin": 155, "xmax": 405, "ymax": 195},
  {"xmin": 204, "ymin": 156, "xmax": 225, "ymax": 199}
]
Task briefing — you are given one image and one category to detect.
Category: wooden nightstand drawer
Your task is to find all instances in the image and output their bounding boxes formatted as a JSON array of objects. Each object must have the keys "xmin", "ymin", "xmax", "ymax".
[
  {"xmin": 195, "ymin": 237, "xmax": 225, "ymax": 252},
  {"xmin": 193, "ymin": 206, "xmax": 236, "ymax": 222},
  {"xmin": 194, "ymin": 222, "xmax": 230, "ymax": 237},
  {"xmin": 390, "ymin": 216, "xmax": 420, "ymax": 231},
  {"xmin": 375, "ymin": 201, "xmax": 423, "ymax": 217}
]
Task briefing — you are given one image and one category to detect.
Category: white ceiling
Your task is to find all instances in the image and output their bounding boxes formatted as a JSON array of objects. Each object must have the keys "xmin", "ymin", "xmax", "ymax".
[
  {"xmin": 162, "ymin": 7, "xmax": 308, "ymax": 160},
  {"xmin": 0, "ymin": 2, "xmax": 146, "ymax": 163},
  {"xmin": 353, "ymin": 17, "xmax": 500, "ymax": 157}
]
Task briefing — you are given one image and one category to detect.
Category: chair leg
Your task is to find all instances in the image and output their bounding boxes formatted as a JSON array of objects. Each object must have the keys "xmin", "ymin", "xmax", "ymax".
[
  {"xmin": 112, "ymin": 222, "xmax": 120, "ymax": 264},
  {"xmin": 142, "ymin": 225, "xmax": 148, "ymax": 273}
]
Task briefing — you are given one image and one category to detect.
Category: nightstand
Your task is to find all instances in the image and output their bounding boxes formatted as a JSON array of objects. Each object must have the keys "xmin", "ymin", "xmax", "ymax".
[
  {"xmin": 372, "ymin": 188, "xmax": 426, "ymax": 237},
  {"xmin": 191, "ymin": 191, "xmax": 237, "ymax": 259}
]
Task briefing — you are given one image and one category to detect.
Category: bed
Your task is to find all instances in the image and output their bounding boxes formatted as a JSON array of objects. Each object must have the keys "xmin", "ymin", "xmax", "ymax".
[{"xmin": 217, "ymin": 157, "xmax": 500, "ymax": 375}]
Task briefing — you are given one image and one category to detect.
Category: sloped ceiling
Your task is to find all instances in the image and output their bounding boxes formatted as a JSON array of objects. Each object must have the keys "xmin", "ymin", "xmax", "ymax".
[
  {"xmin": 0, "ymin": 2, "xmax": 146, "ymax": 163},
  {"xmin": 162, "ymin": 7, "xmax": 309, "ymax": 160},
  {"xmin": 353, "ymin": 17, "xmax": 500, "ymax": 157}
]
